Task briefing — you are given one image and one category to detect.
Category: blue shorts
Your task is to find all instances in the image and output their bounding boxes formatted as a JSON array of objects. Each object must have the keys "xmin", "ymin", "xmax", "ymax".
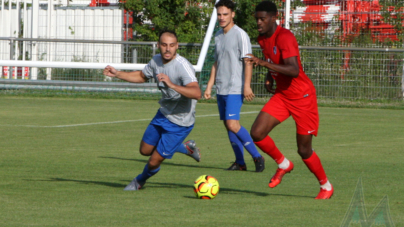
[
  {"xmin": 142, "ymin": 110, "xmax": 194, "ymax": 159},
  {"xmin": 217, "ymin": 94, "xmax": 243, "ymax": 120}
]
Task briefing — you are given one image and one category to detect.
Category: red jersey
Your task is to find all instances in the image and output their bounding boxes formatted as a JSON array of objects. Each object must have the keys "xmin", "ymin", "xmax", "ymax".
[{"xmin": 257, "ymin": 26, "xmax": 315, "ymax": 99}]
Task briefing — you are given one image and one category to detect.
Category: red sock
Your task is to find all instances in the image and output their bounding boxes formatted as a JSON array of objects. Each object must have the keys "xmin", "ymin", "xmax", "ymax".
[
  {"xmin": 254, "ymin": 136, "xmax": 284, "ymax": 164},
  {"xmin": 303, "ymin": 151, "xmax": 328, "ymax": 185}
]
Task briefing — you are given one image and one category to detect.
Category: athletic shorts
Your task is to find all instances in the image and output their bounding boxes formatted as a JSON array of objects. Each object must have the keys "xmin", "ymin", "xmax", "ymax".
[
  {"xmin": 262, "ymin": 93, "xmax": 319, "ymax": 136},
  {"xmin": 142, "ymin": 110, "xmax": 194, "ymax": 159},
  {"xmin": 217, "ymin": 94, "xmax": 243, "ymax": 120}
]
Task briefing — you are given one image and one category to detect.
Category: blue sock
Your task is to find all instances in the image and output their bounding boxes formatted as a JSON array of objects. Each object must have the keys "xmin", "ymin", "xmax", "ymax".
[
  {"xmin": 228, "ymin": 131, "xmax": 245, "ymax": 165},
  {"xmin": 135, "ymin": 163, "xmax": 160, "ymax": 183},
  {"xmin": 175, "ymin": 143, "xmax": 188, "ymax": 154},
  {"xmin": 236, "ymin": 126, "xmax": 262, "ymax": 159}
]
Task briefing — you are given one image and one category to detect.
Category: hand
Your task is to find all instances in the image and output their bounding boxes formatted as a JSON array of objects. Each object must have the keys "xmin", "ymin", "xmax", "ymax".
[
  {"xmin": 244, "ymin": 86, "xmax": 255, "ymax": 101},
  {"xmin": 204, "ymin": 88, "xmax": 212, "ymax": 100},
  {"xmin": 157, "ymin": 73, "xmax": 174, "ymax": 88},
  {"xmin": 246, "ymin": 54, "xmax": 264, "ymax": 67},
  {"xmin": 265, "ymin": 79, "xmax": 275, "ymax": 94},
  {"xmin": 103, "ymin": 65, "xmax": 118, "ymax": 78}
]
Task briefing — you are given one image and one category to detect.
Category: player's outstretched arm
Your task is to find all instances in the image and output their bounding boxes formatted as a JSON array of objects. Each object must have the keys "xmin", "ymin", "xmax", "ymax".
[
  {"xmin": 246, "ymin": 54, "xmax": 299, "ymax": 78},
  {"xmin": 157, "ymin": 73, "xmax": 201, "ymax": 100},
  {"xmin": 204, "ymin": 61, "xmax": 217, "ymax": 100},
  {"xmin": 243, "ymin": 57, "xmax": 255, "ymax": 101},
  {"xmin": 103, "ymin": 65, "xmax": 147, "ymax": 83}
]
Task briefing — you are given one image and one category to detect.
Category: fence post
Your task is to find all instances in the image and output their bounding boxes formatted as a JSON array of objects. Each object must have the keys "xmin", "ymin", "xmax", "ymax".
[
  {"xmin": 152, "ymin": 43, "xmax": 156, "ymax": 57},
  {"xmin": 31, "ymin": 0, "xmax": 39, "ymax": 80},
  {"xmin": 402, "ymin": 61, "xmax": 404, "ymax": 99},
  {"xmin": 8, "ymin": 38, "xmax": 15, "ymax": 79},
  {"xmin": 285, "ymin": 0, "xmax": 291, "ymax": 29},
  {"xmin": 132, "ymin": 48, "xmax": 137, "ymax": 63}
]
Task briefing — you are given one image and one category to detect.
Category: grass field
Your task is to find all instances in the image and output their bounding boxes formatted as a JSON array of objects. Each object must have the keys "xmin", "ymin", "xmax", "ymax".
[{"xmin": 1, "ymin": 97, "xmax": 403, "ymax": 226}]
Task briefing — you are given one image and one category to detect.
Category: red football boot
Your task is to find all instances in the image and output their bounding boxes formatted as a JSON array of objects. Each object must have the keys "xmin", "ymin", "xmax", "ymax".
[
  {"xmin": 268, "ymin": 161, "xmax": 294, "ymax": 188},
  {"xmin": 315, "ymin": 184, "xmax": 334, "ymax": 199}
]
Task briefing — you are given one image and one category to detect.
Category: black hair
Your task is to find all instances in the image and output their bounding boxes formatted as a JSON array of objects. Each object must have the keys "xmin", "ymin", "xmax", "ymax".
[
  {"xmin": 158, "ymin": 29, "xmax": 178, "ymax": 42},
  {"xmin": 255, "ymin": 1, "xmax": 277, "ymax": 16},
  {"xmin": 215, "ymin": 0, "xmax": 235, "ymax": 11}
]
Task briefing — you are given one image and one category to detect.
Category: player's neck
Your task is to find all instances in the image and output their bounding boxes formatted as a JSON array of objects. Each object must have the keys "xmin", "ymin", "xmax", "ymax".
[
  {"xmin": 223, "ymin": 22, "xmax": 235, "ymax": 34},
  {"xmin": 264, "ymin": 24, "xmax": 278, "ymax": 38},
  {"xmin": 162, "ymin": 54, "xmax": 177, "ymax": 64}
]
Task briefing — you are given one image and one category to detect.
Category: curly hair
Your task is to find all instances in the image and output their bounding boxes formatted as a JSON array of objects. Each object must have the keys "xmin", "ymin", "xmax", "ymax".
[{"xmin": 255, "ymin": 1, "xmax": 277, "ymax": 16}]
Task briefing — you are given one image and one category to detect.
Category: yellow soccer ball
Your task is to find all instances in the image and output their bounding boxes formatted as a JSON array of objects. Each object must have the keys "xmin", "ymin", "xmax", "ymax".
[{"xmin": 193, "ymin": 175, "xmax": 220, "ymax": 199}]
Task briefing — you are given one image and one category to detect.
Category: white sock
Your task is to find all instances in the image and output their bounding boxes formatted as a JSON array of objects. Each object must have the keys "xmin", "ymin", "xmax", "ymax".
[
  {"xmin": 320, "ymin": 180, "xmax": 332, "ymax": 191},
  {"xmin": 278, "ymin": 158, "xmax": 290, "ymax": 169}
]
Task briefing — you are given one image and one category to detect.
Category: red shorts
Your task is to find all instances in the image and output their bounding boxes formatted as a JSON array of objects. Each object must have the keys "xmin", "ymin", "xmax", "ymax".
[{"xmin": 262, "ymin": 93, "xmax": 319, "ymax": 136}]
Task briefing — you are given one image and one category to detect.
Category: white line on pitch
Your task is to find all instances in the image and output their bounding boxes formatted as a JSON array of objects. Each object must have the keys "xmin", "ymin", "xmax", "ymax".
[{"xmin": 6, "ymin": 111, "xmax": 260, "ymax": 128}]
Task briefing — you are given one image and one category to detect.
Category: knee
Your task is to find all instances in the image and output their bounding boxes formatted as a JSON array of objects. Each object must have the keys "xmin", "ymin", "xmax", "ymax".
[
  {"xmin": 297, "ymin": 146, "xmax": 312, "ymax": 159},
  {"xmin": 148, "ymin": 159, "xmax": 161, "ymax": 170},
  {"xmin": 250, "ymin": 127, "xmax": 266, "ymax": 142},
  {"xmin": 225, "ymin": 121, "xmax": 240, "ymax": 133},
  {"xmin": 139, "ymin": 147, "xmax": 151, "ymax": 156}
]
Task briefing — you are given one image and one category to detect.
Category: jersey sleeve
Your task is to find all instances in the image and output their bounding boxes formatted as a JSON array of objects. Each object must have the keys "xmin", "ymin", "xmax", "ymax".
[
  {"xmin": 238, "ymin": 30, "xmax": 252, "ymax": 60},
  {"xmin": 178, "ymin": 59, "xmax": 198, "ymax": 86},
  {"xmin": 278, "ymin": 32, "xmax": 299, "ymax": 59},
  {"xmin": 142, "ymin": 59, "xmax": 155, "ymax": 79}
]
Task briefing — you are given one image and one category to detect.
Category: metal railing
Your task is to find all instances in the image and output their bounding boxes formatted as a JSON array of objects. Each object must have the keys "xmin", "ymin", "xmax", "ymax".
[{"xmin": 0, "ymin": 38, "xmax": 403, "ymax": 100}]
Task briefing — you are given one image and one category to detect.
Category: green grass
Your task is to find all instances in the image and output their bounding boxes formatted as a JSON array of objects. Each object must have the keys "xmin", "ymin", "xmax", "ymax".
[{"xmin": 1, "ymin": 97, "xmax": 403, "ymax": 226}]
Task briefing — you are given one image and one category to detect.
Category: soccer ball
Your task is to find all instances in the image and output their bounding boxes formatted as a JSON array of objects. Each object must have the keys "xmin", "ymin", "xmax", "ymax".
[{"xmin": 193, "ymin": 175, "xmax": 220, "ymax": 199}]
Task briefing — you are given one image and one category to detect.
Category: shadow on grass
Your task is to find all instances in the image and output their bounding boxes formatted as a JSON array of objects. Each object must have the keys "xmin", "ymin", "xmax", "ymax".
[
  {"xmin": 99, "ymin": 156, "xmax": 227, "ymax": 171},
  {"xmin": 27, "ymin": 178, "xmax": 127, "ymax": 188},
  {"xmin": 145, "ymin": 182, "xmax": 312, "ymax": 198},
  {"xmin": 27, "ymin": 178, "xmax": 312, "ymax": 198}
]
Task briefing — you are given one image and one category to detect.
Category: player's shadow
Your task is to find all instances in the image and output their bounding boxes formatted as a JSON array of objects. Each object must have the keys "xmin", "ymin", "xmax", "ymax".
[
  {"xmin": 26, "ymin": 178, "xmax": 312, "ymax": 198},
  {"xmin": 146, "ymin": 182, "xmax": 312, "ymax": 199},
  {"xmin": 99, "ymin": 156, "xmax": 224, "ymax": 170},
  {"xmin": 27, "ymin": 178, "xmax": 127, "ymax": 188}
]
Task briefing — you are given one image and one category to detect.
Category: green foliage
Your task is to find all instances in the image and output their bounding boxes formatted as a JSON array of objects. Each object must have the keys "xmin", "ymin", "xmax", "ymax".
[
  {"xmin": 233, "ymin": 0, "xmax": 262, "ymax": 43},
  {"xmin": 379, "ymin": 0, "xmax": 404, "ymax": 45},
  {"xmin": 122, "ymin": 0, "xmax": 214, "ymax": 42}
]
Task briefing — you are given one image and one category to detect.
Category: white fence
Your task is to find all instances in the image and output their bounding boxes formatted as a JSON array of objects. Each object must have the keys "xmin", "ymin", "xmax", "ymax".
[{"xmin": 0, "ymin": 0, "xmax": 123, "ymax": 79}]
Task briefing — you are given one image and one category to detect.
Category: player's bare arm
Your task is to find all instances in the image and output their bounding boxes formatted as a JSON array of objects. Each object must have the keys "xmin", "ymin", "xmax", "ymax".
[
  {"xmin": 265, "ymin": 72, "xmax": 275, "ymax": 94},
  {"xmin": 204, "ymin": 61, "xmax": 217, "ymax": 100},
  {"xmin": 246, "ymin": 54, "xmax": 300, "ymax": 78},
  {"xmin": 243, "ymin": 57, "xmax": 255, "ymax": 101},
  {"xmin": 157, "ymin": 73, "xmax": 201, "ymax": 100},
  {"xmin": 103, "ymin": 65, "xmax": 148, "ymax": 83}
]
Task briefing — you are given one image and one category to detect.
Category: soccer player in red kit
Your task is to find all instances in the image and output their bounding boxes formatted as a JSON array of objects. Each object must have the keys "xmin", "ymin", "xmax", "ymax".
[{"xmin": 246, "ymin": 1, "xmax": 333, "ymax": 199}]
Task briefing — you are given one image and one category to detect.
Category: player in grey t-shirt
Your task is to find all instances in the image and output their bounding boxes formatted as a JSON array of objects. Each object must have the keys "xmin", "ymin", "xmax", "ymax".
[
  {"xmin": 103, "ymin": 30, "xmax": 202, "ymax": 191},
  {"xmin": 204, "ymin": 0, "xmax": 265, "ymax": 172}
]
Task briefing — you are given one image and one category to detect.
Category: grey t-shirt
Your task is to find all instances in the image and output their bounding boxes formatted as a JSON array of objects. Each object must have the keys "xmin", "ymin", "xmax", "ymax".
[
  {"xmin": 214, "ymin": 25, "xmax": 252, "ymax": 95},
  {"xmin": 142, "ymin": 54, "xmax": 198, "ymax": 127}
]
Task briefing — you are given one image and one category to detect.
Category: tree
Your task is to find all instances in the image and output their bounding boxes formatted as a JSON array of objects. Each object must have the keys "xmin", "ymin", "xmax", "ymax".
[{"xmin": 121, "ymin": 0, "xmax": 214, "ymax": 43}]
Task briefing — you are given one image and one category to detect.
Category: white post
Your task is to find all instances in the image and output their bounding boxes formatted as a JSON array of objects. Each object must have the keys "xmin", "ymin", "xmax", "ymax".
[
  {"xmin": 22, "ymin": 0, "xmax": 27, "ymax": 79},
  {"xmin": 46, "ymin": 0, "xmax": 52, "ymax": 80},
  {"xmin": 6, "ymin": 0, "xmax": 12, "ymax": 79},
  {"xmin": 31, "ymin": 0, "xmax": 39, "ymax": 80},
  {"xmin": 194, "ymin": 0, "xmax": 219, "ymax": 72},
  {"xmin": 284, "ymin": 0, "xmax": 291, "ymax": 30},
  {"xmin": 0, "ymin": 0, "xmax": 5, "ymax": 78},
  {"xmin": 0, "ymin": 0, "xmax": 4, "ymax": 35},
  {"xmin": 14, "ymin": 0, "xmax": 21, "ymax": 79},
  {"xmin": 402, "ymin": 63, "xmax": 404, "ymax": 99}
]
